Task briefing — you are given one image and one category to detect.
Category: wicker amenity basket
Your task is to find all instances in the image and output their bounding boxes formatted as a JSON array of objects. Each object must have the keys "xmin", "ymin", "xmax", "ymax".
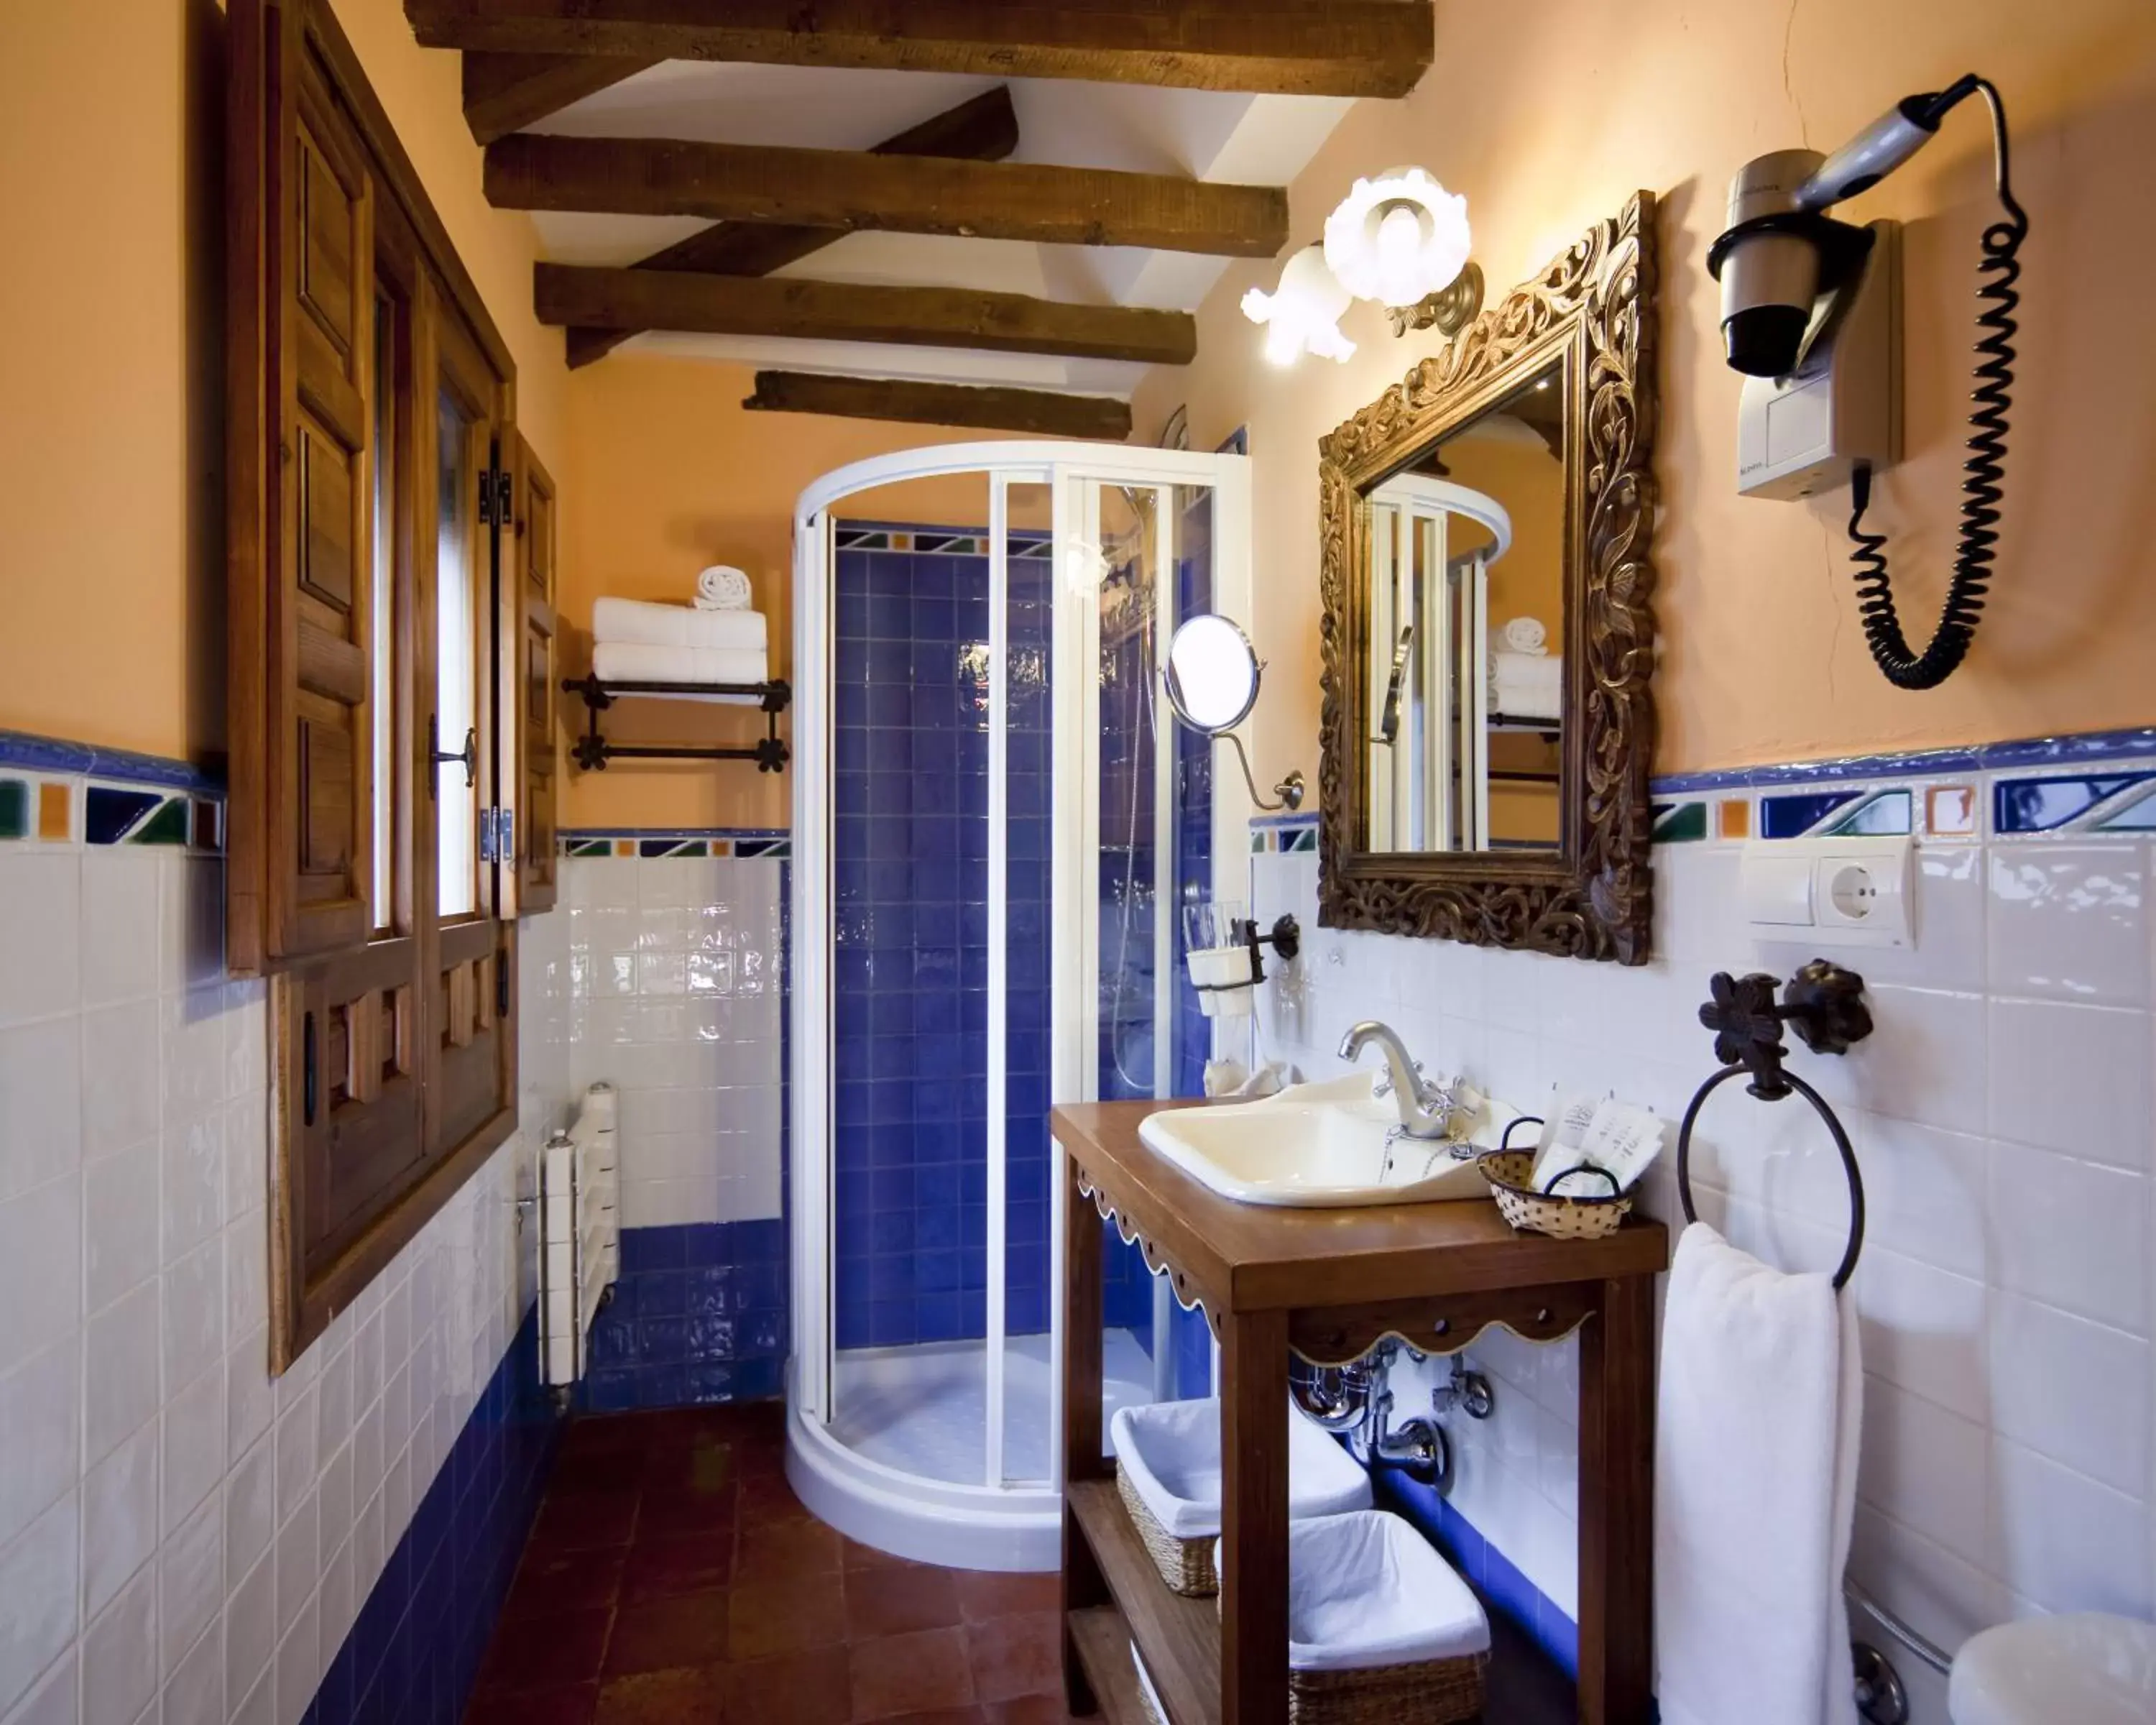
[
  {"xmin": 1477, "ymin": 1148, "xmax": 1634, "ymax": 1241},
  {"xmin": 1133, "ymin": 1634, "xmax": 1488, "ymax": 1724},
  {"xmin": 1118, "ymin": 1464, "xmax": 1219, "ymax": 1596}
]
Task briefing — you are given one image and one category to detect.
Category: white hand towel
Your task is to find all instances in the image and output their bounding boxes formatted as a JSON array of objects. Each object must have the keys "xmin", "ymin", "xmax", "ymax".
[
  {"xmin": 591, "ymin": 641, "xmax": 770, "ymax": 689},
  {"xmin": 1498, "ymin": 615, "xmax": 1549, "ymax": 654},
  {"xmin": 1491, "ymin": 651, "xmax": 1563, "ymax": 721},
  {"xmin": 1654, "ymin": 1222, "xmax": 1863, "ymax": 1725},
  {"xmin": 694, "ymin": 565, "xmax": 752, "ymax": 611},
  {"xmin": 592, "ymin": 597, "xmax": 768, "ymax": 654}
]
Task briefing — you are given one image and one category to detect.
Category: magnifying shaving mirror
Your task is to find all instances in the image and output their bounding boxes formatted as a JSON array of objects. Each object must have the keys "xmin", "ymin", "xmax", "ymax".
[{"xmin": 1161, "ymin": 613, "xmax": 1306, "ymax": 812}]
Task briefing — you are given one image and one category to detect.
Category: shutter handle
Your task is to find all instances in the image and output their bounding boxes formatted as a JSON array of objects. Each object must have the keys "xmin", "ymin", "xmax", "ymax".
[
  {"xmin": 302, "ymin": 1011, "xmax": 318, "ymax": 1126},
  {"xmin": 428, "ymin": 714, "xmax": 478, "ymax": 794}
]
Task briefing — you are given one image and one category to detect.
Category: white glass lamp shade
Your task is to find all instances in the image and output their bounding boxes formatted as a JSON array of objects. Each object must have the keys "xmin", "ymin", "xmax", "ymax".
[
  {"xmin": 1323, "ymin": 167, "xmax": 1471, "ymax": 308},
  {"xmin": 1240, "ymin": 245, "xmax": 1355, "ymax": 367},
  {"xmin": 1164, "ymin": 613, "xmax": 1261, "ymax": 733}
]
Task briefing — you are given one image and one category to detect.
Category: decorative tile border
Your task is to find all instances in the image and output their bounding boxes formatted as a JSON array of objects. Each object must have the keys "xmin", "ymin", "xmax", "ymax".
[
  {"xmin": 833, "ymin": 518, "xmax": 1051, "ymax": 560},
  {"xmin": 1649, "ymin": 724, "xmax": 2156, "ymax": 795},
  {"xmin": 558, "ymin": 827, "xmax": 791, "ymax": 860},
  {"xmin": 0, "ymin": 730, "xmax": 225, "ymax": 852}
]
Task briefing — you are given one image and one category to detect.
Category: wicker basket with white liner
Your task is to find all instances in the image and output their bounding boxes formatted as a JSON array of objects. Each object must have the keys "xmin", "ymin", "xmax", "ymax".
[
  {"xmin": 1129, "ymin": 1511, "xmax": 1490, "ymax": 1725},
  {"xmin": 1110, "ymin": 1399, "xmax": 1370, "ymax": 1597},
  {"xmin": 1478, "ymin": 1092, "xmax": 1669, "ymax": 1243}
]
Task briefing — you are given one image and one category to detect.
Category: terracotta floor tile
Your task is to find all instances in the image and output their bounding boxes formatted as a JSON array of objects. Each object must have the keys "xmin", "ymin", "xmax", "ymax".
[
  {"xmin": 602, "ymin": 1588, "xmax": 732, "ymax": 1676},
  {"xmin": 619, "ymin": 1532, "xmax": 737, "ymax": 1604},
  {"xmin": 963, "ymin": 1613, "xmax": 1061, "ymax": 1704},
  {"xmin": 476, "ymin": 1607, "xmax": 614, "ymax": 1693},
  {"xmin": 644, "ymin": 1440, "xmax": 740, "ymax": 1497},
  {"xmin": 505, "ymin": 1547, "xmax": 625, "ymax": 1620},
  {"xmin": 840, "ymin": 1538, "xmax": 929, "ymax": 1574},
  {"xmin": 530, "ymin": 1488, "xmax": 642, "ymax": 1552},
  {"xmin": 464, "ymin": 1680, "xmax": 599, "ymax": 1724},
  {"xmin": 738, "ymin": 1473, "xmax": 818, "ymax": 1527},
  {"xmin": 739, "ymin": 1516, "xmax": 842, "ymax": 1581},
  {"xmin": 982, "ymin": 1699, "xmax": 1077, "ymax": 1725},
  {"xmin": 867, "ymin": 1712, "xmax": 987, "ymax": 1725},
  {"xmin": 640, "ymin": 1487, "xmax": 739, "ymax": 1537},
  {"xmin": 724, "ymin": 1651, "xmax": 852, "ymax": 1725},
  {"xmin": 952, "ymin": 1570, "xmax": 1059, "ymax": 1623},
  {"xmin": 844, "ymin": 1567, "xmax": 963, "ymax": 1640},
  {"xmin": 561, "ymin": 1414, "xmax": 665, "ymax": 1459},
  {"xmin": 593, "ymin": 1664, "xmax": 730, "ymax": 1724},
  {"xmin": 728, "ymin": 1570, "xmax": 850, "ymax": 1661},
  {"xmin": 848, "ymin": 1628, "xmax": 977, "ymax": 1721}
]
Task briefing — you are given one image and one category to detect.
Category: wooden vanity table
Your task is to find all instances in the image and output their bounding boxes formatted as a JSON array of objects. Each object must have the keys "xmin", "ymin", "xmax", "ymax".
[{"xmin": 1054, "ymin": 1100, "xmax": 1669, "ymax": 1725}]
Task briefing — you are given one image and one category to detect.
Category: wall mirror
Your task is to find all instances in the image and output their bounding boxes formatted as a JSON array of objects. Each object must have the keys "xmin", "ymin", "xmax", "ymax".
[{"xmin": 1318, "ymin": 193, "xmax": 1659, "ymax": 962}]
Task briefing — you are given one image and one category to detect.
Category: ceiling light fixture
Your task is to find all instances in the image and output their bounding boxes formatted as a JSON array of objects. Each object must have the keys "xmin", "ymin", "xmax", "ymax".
[
  {"xmin": 1240, "ymin": 245, "xmax": 1356, "ymax": 367},
  {"xmin": 1324, "ymin": 167, "xmax": 1472, "ymax": 309}
]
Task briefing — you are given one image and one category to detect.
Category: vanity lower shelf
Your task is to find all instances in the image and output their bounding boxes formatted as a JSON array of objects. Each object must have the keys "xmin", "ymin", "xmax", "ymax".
[{"xmin": 1068, "ymin": 1473, "xmax": 1222, "ymax": 1724}]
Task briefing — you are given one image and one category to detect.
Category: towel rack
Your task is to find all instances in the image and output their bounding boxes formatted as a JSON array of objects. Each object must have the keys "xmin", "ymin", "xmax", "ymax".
[
  {"xmin": 563, "ymin": 673, "xmax": 791, "ymax": 773},
  {"xmin": 1674, "ymin": 960, "xmax": 1874, "ymax": 1289}
]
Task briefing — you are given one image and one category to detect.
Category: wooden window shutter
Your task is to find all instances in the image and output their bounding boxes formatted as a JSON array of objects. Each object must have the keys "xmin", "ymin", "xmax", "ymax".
[
  {"xmin": 513, "ymin": 432, "xmax": 559, "ymax": 914},
  {"xmin": 227, "ymin": 0, "xmax": 380, "ymax": 972}
]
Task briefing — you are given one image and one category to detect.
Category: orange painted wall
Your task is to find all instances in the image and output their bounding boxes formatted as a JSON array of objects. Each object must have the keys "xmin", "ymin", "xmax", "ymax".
[
  {"xmin": 1131, "ymin": 0, "xmax": 2156, "ymax": 785},
  {"xmin": 0, "ymin": 0, "xmax": 570, "ymax": 768},
  {"xmin": 558, "ymin": 353, "xmax": 1053, "ymax": 832}
]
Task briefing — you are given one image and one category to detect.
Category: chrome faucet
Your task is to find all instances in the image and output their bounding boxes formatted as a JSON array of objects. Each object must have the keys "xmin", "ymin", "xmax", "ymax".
[{"xmin": 1339, "ymin": 1021, "xmax": 1462, "ymax": 1141}]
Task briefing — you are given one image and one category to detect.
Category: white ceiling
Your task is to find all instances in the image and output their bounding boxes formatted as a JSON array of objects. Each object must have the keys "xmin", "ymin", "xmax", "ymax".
[{"xmin": 529, "ymin": 62, "xmax": 1355, "ymax": 395}]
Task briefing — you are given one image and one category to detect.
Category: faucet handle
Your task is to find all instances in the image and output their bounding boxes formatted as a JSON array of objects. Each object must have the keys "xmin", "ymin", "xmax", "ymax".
[{"xmin": 1371, "ymin": 1059, "xmax": 1424, "ymax": 1101}]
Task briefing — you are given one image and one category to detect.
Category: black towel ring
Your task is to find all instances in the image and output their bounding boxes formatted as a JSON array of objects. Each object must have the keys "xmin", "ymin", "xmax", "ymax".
[
  {"xmin": 1676, "ymin": 962, "xmax": 1874, "ymax": 1290},
  {"xmin": 1676, "ymin": 1065, "xmax": 1866, "ymax": 1289}
]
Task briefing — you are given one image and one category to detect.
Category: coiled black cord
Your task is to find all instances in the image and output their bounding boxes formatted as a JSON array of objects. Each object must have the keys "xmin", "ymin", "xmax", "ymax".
[{"xmin": 1847, "ymin": 77, "xmax": 2029, "ymax": 691}]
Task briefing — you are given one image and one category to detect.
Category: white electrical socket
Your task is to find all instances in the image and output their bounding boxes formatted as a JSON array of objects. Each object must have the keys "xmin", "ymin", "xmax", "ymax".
[{"xmin": 1741, "ymin": 837, "xmax": 1913, "ymax": 949}]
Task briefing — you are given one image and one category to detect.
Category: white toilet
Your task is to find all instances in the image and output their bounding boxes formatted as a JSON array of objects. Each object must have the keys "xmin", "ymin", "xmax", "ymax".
[{"xmin": 1948, "ymin": 1614, "xmax": 2156, "ymax": 1725}]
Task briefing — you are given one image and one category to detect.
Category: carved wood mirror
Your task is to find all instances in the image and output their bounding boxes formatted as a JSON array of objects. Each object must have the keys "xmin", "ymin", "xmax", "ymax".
[{"xmin": 1318, "ymin": 193, "xmax": 1659, "ymax": 962}]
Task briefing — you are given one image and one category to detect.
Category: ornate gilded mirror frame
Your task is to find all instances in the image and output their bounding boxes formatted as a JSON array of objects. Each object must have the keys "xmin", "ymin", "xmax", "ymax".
[{"xmin": 1317, "ymin": 192, "xmax": 1659, "ymax": 962}]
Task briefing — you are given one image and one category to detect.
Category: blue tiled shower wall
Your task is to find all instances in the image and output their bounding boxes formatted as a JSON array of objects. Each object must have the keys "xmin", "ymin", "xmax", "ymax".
[
  {"xmin": 306, "ymin": 1306, "xmax": 559, "ymax": 1725},
  {"xmin": 583, "ymin": 1220, "xmax": 791, "ymax": 1411},
  {"xmin": 828, "ymin": 520, "xmax": 1215, "ymax": 1361}
]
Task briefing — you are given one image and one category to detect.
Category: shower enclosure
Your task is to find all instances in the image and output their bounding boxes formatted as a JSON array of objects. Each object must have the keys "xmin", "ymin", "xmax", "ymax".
[{"xmin": 788, "ymin": 442, "xmax": 1252, "ymax": 1569}]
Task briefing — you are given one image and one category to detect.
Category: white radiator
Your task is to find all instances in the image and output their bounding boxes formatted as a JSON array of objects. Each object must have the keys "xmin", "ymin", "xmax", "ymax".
[{"xmin": 540, "ymin": 1082, "xmax": 619, "ymax": 1388}]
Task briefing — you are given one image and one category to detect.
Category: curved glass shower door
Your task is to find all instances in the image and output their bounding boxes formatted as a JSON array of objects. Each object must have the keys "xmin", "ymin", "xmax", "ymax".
[{"xmin": 789, "ymin": 443, "xmax": 1253, "ymax": 1566}]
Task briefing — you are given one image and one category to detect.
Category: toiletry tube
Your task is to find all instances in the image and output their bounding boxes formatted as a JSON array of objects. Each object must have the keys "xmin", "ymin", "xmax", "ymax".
[
  {"xmin": 580, "ymin": 1081, "xmax": 617, "ymax": 1133},
  {"xmin": 1188, "ymin": 945, "xmax": 1256, "ymax": 1019}
]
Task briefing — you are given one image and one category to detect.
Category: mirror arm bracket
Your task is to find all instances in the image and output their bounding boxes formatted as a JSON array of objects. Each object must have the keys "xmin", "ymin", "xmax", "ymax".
[{"xmin": 1225, "ymin": 730, "xmax": 1305, "ymax": 813}]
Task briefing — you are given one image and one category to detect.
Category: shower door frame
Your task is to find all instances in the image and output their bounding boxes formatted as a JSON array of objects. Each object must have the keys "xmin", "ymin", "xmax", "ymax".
[{"xmin": 791, "ymin": 442, "xmax": 1253, "ymax": 1509}]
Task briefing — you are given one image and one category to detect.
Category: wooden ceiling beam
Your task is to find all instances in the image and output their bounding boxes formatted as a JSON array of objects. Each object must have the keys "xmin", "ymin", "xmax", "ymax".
[
  {"xmin": 744, "ymin": 371, "xmax": 1132, "ymax": 440},
  {"xmin": 535, "ymin": 265, "xmax": 1197, "ymax": 365},
  {"xmin": 487, "ymin": 133, "xmax": 1286, "ymax": 257},
  {"xmin": 565, "ymin": 86, "xmax": 1021, "ymax": 369},
  {"xmin": 407, "ymin": 1, "xmax": 1435, "ymax": 98},
  {"xmin": 461, "ymin": 51, "xmax": 659, "ymax": 144}
]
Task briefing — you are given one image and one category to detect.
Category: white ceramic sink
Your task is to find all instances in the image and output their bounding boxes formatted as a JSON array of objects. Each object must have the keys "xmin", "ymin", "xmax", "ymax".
[{"xmin": 1137, "ymin": 1074, "xmax": 1522, "ymax": 1208}]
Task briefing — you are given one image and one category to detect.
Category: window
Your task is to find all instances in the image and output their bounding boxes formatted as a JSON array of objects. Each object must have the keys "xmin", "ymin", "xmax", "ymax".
[{"xmin": 225, "ymin": 0, "xmax": 553, "ymax": 1368}]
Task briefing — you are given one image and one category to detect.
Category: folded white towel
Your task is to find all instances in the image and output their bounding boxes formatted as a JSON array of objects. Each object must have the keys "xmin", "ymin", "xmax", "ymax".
[
  {"xmin": 694, "ymin": 565, "xmax": 752, "ymax": 612},
  {"xmin": 1491, "ymin": 651, "xmax": 1563, "ymax": 721},
  {"xmin": 1655, "ymin": 1221, "xmax": 1863, "ymax": 1725},
  {"xmin": 1497, "ymin": 615, "xmax": 1549, "ymax": 654},
  {"xmin": 592, "ymin": 597, "xmax": 768, "ymax": 654},
  {"xmin": 592, "ymin": 641, "xmax": 769, "ymax": 689}
]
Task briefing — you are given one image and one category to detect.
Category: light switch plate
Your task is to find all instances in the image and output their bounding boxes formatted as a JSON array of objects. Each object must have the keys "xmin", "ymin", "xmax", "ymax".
[{"xmin": 1741, "ymin": 837, "xmax": 1913, "ymax": 949}]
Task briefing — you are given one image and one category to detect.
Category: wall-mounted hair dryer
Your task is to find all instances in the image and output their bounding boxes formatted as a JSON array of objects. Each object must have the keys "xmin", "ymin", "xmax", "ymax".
[{"xmin": 1707, "ymin": 75, "xmax": 2030, "ymax": 690}]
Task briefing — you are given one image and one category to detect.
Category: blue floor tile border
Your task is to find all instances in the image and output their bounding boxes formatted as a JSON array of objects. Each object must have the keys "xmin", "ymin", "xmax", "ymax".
[
  {"xmin": 582, "ymin": 1220, "xmax": 790, "ymax": 1413},
  {"xmin": 305, "ymin": 1302, "xmax": 561, "ymax": 1725},
  {"xmin": 1370, "ymin": 1467, "xmax": 1580, "ymax": 1682}
]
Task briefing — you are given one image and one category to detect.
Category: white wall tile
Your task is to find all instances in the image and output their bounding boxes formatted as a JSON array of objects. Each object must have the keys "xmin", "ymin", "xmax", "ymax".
[
  {"xmin": 3, "ymin": 1650, "xmax": 77, "ymax": 1725},
  {"xmin": 162, "ymin": 1614, "xmax": 224, "ymax": 1725},
  {"xmin": 1986, "ymin": 845, "xmax": 2148, "ymax": 1007},
  {"xmin": 223, "ymin": 1550, "xmax": 275, "ymax": 1713},
  {"xmin": 0, "ymin": 1016, "xmax": 82, "ymax": 1201},
  {"xmin": 1855, "ymin": 1378, "xmax": 1991, "ymax": 1570},
  {"xmin": 162, "ymin": 1106, "xmax": 225, "ymax": 1266},
  {"xmin": 157, "ymin": 856, "xmax": 224, "ymax": 999},
  {"xmin": 0, "ymin": 851, "xmax": 79, "ymax": 1029},
  {"xmin": 80, "ymin": 851, "xmax": 162, "ymax": 1010},
  {"xmin": 162, "ymin": 1238, "xmax": 224, "ymax": 1396},
  {"xmin": 1989, "ymin": 1438, "xmax": 2152, "ymax": 1618},
  {"xmin": 1988, "ymin": 998, "xmax": 2152, "ymax": 1167},
  {"xmin": 0, "ymin": 1494, "xmax": 80, "ymax": 1715},
  {"xmin": 79, "ymin": 1558, "xmax": 157, "ymax": 1725},
  {"xmin": 1987, "ymin": 1294, "xmax": 2150, "ymax": 1498},
  {"xmin": 162, "ymin": 1361, "xmax": 226, "ymax": 1536},
  {"xmin": 83, "ymin": 1279, "xmax": 160, "ymax": 1467},
  {"xmin": 1990, "ymin": 1145, "xmax": 2148, "ymax": 1331},
  {"xmin": 81, "ymin": 1414, "xmax": 159, "ymax": 1618},
  {"xmin": 159, "ymin": 1490, "xmax": 223, "ymax": 1680},
  {"xmin": 0, "ymin": 1338, "xmax": 78, "ymax": 1550},
  {"xmin": 0, "ymin": 1175, "xmax": 80, "ymax": 1384},
  {"xmin": 83, "ymin": 1141, "xmax": 160, "ymax": 1312}
]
